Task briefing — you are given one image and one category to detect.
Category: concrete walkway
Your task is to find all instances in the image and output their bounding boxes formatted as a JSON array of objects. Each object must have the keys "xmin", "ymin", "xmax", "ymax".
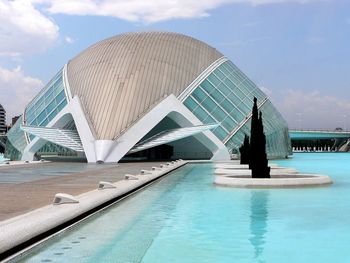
[{"xmin": 0, "ymin": 162, "xmax": 162, "ymax": 222}]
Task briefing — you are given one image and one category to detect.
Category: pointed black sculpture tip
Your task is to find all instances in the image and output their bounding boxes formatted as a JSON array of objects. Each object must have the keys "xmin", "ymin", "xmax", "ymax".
[{"xmin": 249, "ymin": 97, "xmax": 270, "ymax": 178}]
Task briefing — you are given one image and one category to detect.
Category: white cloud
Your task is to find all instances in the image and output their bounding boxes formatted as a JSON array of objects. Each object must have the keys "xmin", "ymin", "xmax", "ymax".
[
  {"xmin": 35, "ymin": 0, "xmax": 322, "ymax": 24},
  {"xmin": 0, "ymin": 0, "xmax": 59, "ymax": 57},
  {"xmin": 272, "ymin": 89, "xmax": 350, "ymax": 130},
  {"xmin": 0, "ymin": 66, "xmax": 43, "ymax": 121},
  {"xmin": 40, "ymin": 0, "xmax": 222, "ymax": 23},
  {"xmin": 65, "ymin": 36, "xmax": 75, "ymax": 44},
  {"xmin": 0, "ymin": 0, "xmax": 324, "ymax": 59},
  {"xmin": 0, "ymin": 52, "xmax": 21, "ymax": 58},
  {"xmin": 260, "ymin": 86, "xmax": 272, "ymax": 96}
]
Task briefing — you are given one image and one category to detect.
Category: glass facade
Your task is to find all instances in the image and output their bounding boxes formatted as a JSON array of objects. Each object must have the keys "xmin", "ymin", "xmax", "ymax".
[
  {"xmin": 25, "ymin": 69, "xmax": 67, "ymax": 129},
  {"xmin": 5, "ymin": 58, "xmax": 291, "ymax": 161},
  {"xmin": 183, "ymin": 60, "xmax": 291, "ymax": 158},
  {"xmin": 5, "ymin": 115, "xmax": 27, "ymax": 160},
  {"xmin": 23, "ymin": 69, "xmax": 67, "ymax": 142},
  {"xmin": 5, "ymin": 69, "xmax": 73, "ymax": 160}
]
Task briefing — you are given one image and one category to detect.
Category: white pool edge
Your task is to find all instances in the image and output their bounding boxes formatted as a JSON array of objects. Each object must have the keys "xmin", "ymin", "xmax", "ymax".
[{"xmin": 0, "ymin": 161, "xmax": 188, "ymax": 261}]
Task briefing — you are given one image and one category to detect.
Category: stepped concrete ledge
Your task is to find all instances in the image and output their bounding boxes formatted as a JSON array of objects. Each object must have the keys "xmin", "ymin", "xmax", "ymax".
[{"xmin": 0, "ymin": 160, "xmax": 187, "ymax": 259}]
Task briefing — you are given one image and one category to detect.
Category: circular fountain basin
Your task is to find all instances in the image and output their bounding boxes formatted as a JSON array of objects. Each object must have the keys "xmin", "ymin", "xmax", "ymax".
[
  {"xmin": 215, "ymin": 163, "xmax": 279, "ymax": 169},
  {"xmin": 214, "ymin": 173, "xmax": 333, "ymax": 188},
  {"xmin": 215, "ymin": 167, "xmax": 298, "ymax": 175}
]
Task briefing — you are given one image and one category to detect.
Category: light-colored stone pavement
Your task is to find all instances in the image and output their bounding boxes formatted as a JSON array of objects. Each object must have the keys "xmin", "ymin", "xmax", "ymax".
[{"xmin": 0, "ymin": 162, "xmax": 162, "ymax": 222}]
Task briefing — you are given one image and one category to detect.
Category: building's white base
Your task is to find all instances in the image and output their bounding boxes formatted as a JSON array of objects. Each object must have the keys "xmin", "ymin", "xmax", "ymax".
[{"xmin": 21, "ymin": 95, "xmax": 230, "ymax": 163}]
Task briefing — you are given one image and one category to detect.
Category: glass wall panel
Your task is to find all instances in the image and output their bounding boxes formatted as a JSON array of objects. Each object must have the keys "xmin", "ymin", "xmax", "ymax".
[
  {"xmin": 24, "ymin": 69, "xmax": 67, "ymax": 131},
  {"xmin": 201, "ymin": 97, "xmax": 217, "ymax": 113},
  {"xmin": 183, "ymin": 59, "xmax": 291, "ymax": 158},
  {"xmin": 211, "ymin": 90, "xmax": 225, "ymax": 103},
  {"xmin": 192, "ymin": 88, "xmax": 207, "ymax": 103},
  {"xmin": 5, "ymin": 115, "xmax": 27, "ymax": 160},
  {"xmin": 213, "ymin": 69, "xmax": 226, "ymax": 81},
  {"xmin": 222, "ymin": 116, "xmax": 236, "ymax": 131},
  {"xmin": 203, "ymin": 114, "xmax": 216, "ymax": 124},
  {"xmin": 211, "ymin": 106, "xmax": 227, "ymax": 122},
  {"xmin": 207, "ymin": 74, "xmax": 221, "ymax": 87},
  {"xmin": 220, "ymin": 99, "xmax": 235, "ymax": 115},
  {"xmin": 57, "ymin": 100, "xmax": 67, "ymax": 112},
  {"xmin": 184, "ymin": 96, "xmax": 198, "ymax": 110},
  {"xmin": 200, "ymin": 80, "xmax": 215, "ymax": 94},
  {"xmin": 213, "ymin": 126, "xmax": 228, "ymax": 141},
  {"xmin": 193, "ymin": 106, "xmax": 209, "ymax": 122}
]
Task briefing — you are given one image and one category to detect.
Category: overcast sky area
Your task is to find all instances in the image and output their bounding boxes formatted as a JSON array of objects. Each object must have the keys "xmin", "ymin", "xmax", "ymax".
[{"xmin": 0, "ymin": 0, "xmax": 349, "ymax": 130}]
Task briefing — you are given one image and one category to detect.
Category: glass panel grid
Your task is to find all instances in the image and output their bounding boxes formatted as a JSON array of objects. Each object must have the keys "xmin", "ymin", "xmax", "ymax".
[
  {"xmin": 183, "ymin": 60, "xmax": 291, "ymax": 158},
  {"xmin": 25, "ymin": 69, "xmax": 67, "ymax": 128}
]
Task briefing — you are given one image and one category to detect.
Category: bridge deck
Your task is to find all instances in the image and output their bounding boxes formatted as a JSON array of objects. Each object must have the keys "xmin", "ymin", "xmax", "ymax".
[{"xmin": 289, "ymin": 130, "xmax": 350, "ymax": 139}]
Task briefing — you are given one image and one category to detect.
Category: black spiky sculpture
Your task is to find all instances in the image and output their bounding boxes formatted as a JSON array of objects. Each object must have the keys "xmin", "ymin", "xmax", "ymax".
[
  {"xmin": 239, "ymin": 134, "xmax": 250, "ymax": 164},
  {"xmin": 249, "ymin": 97, "xmax": 270, "ymax": 178}
]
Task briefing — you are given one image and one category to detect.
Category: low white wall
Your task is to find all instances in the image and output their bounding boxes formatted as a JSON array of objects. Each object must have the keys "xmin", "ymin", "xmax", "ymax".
[{"xmin": 0, "ymin": 161, "xmax": 188, "ymax": 258}]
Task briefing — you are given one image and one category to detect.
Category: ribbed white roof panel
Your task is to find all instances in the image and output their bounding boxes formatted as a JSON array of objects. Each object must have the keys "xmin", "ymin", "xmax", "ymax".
[
  {"xmin": 129, "ymin": 123, "xmax": 220, "ymax": 153},
  {"xmin": 67, "ymin": 32, "xmax": 223, "ymax": 140},
  {"xmin": 21, "ymin": 125, "xmax": 84, "ymax": 152}
]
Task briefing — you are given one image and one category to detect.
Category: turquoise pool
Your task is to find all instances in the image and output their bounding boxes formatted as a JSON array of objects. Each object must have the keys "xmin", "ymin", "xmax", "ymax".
[{"xmin": 19, "ymin": 153, "xmax": 350, "ymax": 262}]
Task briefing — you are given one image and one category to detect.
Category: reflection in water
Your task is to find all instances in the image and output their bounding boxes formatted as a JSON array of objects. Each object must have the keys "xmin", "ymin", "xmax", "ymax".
[{"xmin": 249, "ymin": 191, "xmax": 269, "ymax": 260}]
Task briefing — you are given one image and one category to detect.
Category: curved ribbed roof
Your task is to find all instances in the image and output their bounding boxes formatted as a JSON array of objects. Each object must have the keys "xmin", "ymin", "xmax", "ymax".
[{"xmin": 67, "ymin": 31, "xmax": 223, "ymax": 140}]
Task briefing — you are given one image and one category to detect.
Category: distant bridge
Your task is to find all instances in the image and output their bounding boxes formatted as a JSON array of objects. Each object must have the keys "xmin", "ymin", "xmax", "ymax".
[{"xmin": 289, "ymin": 129, "xmax": 350, "ymax": 140}]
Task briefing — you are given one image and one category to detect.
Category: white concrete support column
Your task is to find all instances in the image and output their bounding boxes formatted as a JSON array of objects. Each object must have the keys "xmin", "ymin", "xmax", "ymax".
[
  {"xmin": 68, "ymin": 97, "xmax": 96, "ymax": 162},
  {"xmin": 22, "ymin": 96, "xmax": 97, "ymax": 162},
  {"xmin": 21, "ymin": 138, "xmax": 47, "ymax": 161},
  {"xmin": 94, "ymin": 140, "xmax": 118, "ymax": 163}
]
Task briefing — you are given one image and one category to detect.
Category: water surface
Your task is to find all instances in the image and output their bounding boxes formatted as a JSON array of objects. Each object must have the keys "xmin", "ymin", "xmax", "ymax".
[{"xmin": 19, "ymin": 153, "xmax": 350, "ymax": 263}]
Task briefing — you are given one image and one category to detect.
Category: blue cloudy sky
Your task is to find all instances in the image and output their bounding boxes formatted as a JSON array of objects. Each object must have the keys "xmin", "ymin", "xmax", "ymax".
[{"xmin": 0, "ymin": 0, "xmax": 349, "ymax": 129}]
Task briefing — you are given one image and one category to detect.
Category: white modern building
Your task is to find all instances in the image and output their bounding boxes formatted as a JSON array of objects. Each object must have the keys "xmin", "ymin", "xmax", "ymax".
[{"xmin": 6, "ymin": 32, "xmax": 291, "ymax": 163}]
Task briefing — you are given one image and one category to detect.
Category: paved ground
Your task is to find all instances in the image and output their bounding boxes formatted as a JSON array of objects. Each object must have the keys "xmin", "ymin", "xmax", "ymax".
[{"xmin": 0, "ymin": 162, "xmax": 162, "ymax": 222}]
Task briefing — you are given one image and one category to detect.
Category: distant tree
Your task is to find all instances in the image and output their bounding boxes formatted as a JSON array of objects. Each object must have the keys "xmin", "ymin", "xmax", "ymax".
[
  {"xmin": 249, "ymin": 97, "xmax": 270, "ymax": 178},
  {"xmin": 239, "ymin": 134, "xmax": 250, "ymax": 164}
]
